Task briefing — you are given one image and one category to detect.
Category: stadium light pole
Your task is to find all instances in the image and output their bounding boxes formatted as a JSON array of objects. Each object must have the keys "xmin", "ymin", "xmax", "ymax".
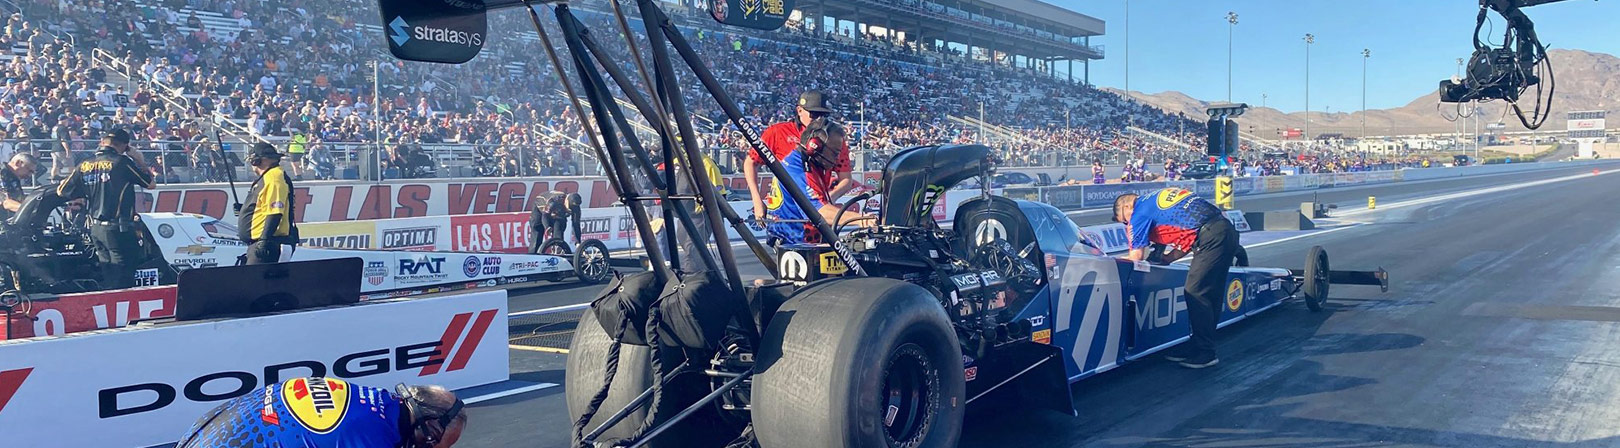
[
  {"xmin": 1303, "ymin": 33, "xmax": 1313, "ymax": 151},
  {"xmin": 1124, "ymin": 0, "xmax": 1130, "ymax": 127},
  {"xmin": 1226, "ymin": 12, "xmax": 1237, "ymax": 102},
  {"xmin": 1361, "ymin": 49, "xmax": 1369, "ymax": 140}
]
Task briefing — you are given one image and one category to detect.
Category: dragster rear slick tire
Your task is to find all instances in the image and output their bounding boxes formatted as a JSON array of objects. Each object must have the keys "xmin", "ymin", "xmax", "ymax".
[
  {"xmin": 564, "ymin": 308, "xmax": 732, "ymax": 447},
  {"xmin": 1303, "ymin": 246, "xmax": 1330, "ymax": 312},
  {"xmin": 753, "ymin": 277, "xmax": 966, "ymax": 448}
]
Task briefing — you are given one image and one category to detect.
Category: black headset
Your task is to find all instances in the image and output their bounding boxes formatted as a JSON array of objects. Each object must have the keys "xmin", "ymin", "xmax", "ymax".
[{"xmin": 396, "ymin": 384, "xmax": 465, "ymax": 448}]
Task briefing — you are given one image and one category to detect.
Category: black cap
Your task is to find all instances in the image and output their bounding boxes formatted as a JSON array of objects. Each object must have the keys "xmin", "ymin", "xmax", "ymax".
[
  {"xmin": 798, "ymin": 91, "xmax": 833, "ymax": 114},
  {"xmin": 102, "ymin": 128, "xmax": 132, "ymax": 144},
  {"xmin": 248, "ymin": 142, "xmax": 284, "ymax": 160}
]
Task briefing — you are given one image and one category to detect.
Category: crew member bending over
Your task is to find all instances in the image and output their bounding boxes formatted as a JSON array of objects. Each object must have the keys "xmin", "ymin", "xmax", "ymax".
[
  {"xmin": 1113, "ymin": 188, "xmax": 1239, "ymax": 369},
  {"xmin": 743, "ymin": 90, "xmax": 864, "ymax": 245},
  {"xmin": 176, "ymin": 377, "xmax": 467, "ymax": 448},
  {"xmin": 0, "ymin": 153, "xmax": 38, "ymax": 221}
]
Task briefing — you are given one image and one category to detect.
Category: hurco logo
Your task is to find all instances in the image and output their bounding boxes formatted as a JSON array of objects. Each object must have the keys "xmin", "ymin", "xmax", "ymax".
[{"xmin": 93, "ymin": 309, "xmax": 497, "ymax": 418}]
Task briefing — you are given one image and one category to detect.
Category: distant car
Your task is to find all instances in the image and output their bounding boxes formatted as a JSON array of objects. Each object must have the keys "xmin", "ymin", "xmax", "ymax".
[
  {"xmin": 1181, "ymin": 162, "xmax": 1219, "ymax": 179},
  {"xmin": 994, "ymin": 171, "xmax": 1037, "ymax": 187},
  {"xmin": 1453, "ymin": 155, "xmax": 1472, "ymax": 167}
]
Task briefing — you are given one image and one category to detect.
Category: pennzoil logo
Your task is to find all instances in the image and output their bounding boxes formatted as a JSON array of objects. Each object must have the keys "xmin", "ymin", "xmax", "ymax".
[
  {"xmin": 1226, "ymin": 279, "xmax": 1244, "ymax": 312},
  {"xmin": 281, "ymin": 378, "xmax": 350, "ymax": 434},
  {"xmin": 1156, "ymin": 188, "xmax": 1193, "ymax": 209}
]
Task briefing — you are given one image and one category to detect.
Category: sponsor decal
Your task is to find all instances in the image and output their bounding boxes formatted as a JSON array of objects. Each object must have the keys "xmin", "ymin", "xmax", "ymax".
[
  {"xmin": 973, "ymin": 218, "xmax": 1007, "ymax": 246},
  {"xmin": 1135, "ymin": 287, "xmax": 1187, "ymax": 330},
  {"xmin": 1031, "ymin": 329, "xmax": 1051, "ymax": 345},
  {"xmin": 175, "ymin": 244, "xmax": 214, "ymax": 256},
  {"xmin": 507, "ymin": 260, "xmax": 541, "ymax": 273},
  {"xmin": 480, "ymin": 256, "xmax": 502, "ymax": 276},
  {"xmin": 1226, "ymin": 279, "xmax": 1244, "ymax": 312},
  {"xmin": 964, "ymin": 366, "xmax": 978, "ymax": 382},
  {"xmin": 133, "ymin": 269, "xmax": 159, "ymax": 287},
  {"xmin": 578, "ymin": 218, "xmax": 612, "ymax": 240},
  {"xmin": 156, "ymin": 224, "xmax": 174, "ymax": 239},
  {"xmin": 303, "ymin": 234, "xmax": 372, "ymax": 249},
  {"xmin": 281, "ymin": 377, "xmax": 350, "ymax": 434},
  {"xmin": 396, "ymin": 257, "xmax": 448, "ymax": 285},
  {"xmin": 259, "ymin": 386, "xmax": 278, "ymax": 425},
  {"xmin": 1156, "ymin": 188, "xmax": 1193, "ymax": 209},
  {"xmin": 817, "ymin": 252, "xmax": 846, "ymax": 275},
  {"xmin": 505, "ymin": 276, "xmax": 529, "ymax": 284},
  {"xmin": 364, "ymin": 261, "xmax": 388, "ymax": 286},
  {"xmin": 462, "ymin": 256, "xmax": 481, "ymax": 278},
  {"xmin": 779, "ymin": 251, "xmax": 809, "ymax": 281},
  {"xmin": 173, "ymin": 258, "xmax": 220, "ymax": 269},
  {"xmin": 95, "ymin": 309, "xmax": 497, "ymax": 418},
  {"xmin": 950, "ymin": 273, "xmax": 980, "ymax": 290},
  {"xmin": 1270, "ymin": 279, "xmax": 1284, "ymax": 291},
  {"xmin": 1028, "ymin": 315, "xmax": 1045, "ymax": 327},
  {"xmin": 543, "ymin": 257, "xmax": 560, "ymax": 267},
  {"xmin": 381, "ymin": 227, "xmax": 438, "ymax": 250}
]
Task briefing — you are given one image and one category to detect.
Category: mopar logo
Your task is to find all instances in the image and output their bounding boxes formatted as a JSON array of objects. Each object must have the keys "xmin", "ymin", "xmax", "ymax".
[
  {"xmin": 398, "ymin": 257, "xmax": 446, "ymax": 275},
  {"xmin": 779, "ymin": 251, "xmax": 809, "ymax": 281},
  {"xmin": 973, "ymin": 219, "xmax": 1007, "ymax": 246},
  {"xmin": 1134, "ymin": 287, "xmax": 1187, "ymax": 330},
  {"xmin": 950, "ymin": 273, "xmax": 980, "ymax": 289}
]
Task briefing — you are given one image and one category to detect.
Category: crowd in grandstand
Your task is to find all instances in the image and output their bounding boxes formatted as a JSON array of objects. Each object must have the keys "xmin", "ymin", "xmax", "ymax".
[{"xmin": 0, "ymin": 0, "xmax": 1436, "ymax": 186}]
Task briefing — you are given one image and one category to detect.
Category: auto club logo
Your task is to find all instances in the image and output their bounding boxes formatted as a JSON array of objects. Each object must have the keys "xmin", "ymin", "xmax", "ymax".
[{"xmin": 462, "ymin": 256, "xmax": 481, "ymax": 278}]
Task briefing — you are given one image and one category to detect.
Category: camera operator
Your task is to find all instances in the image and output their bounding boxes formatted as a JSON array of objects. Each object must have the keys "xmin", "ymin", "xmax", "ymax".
[
  {"xmin": 55, "ymin": 129, "xmax": 155, "ymax": 290},
  {"xmin": 0, "ymin": 153, "xmax": 39, "ymax": 222}
]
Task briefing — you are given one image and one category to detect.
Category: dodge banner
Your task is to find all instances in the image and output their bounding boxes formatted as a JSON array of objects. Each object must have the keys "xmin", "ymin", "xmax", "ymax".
[{"xmin": 0, "ymin": 291, "xmax": 509, "ymax": 447}]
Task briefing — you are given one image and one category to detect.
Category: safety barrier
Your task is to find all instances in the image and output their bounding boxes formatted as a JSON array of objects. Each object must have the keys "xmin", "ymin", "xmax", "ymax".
[{"xmin": 0, "ymin": 290, "xmax": 510, "ymax": 447}]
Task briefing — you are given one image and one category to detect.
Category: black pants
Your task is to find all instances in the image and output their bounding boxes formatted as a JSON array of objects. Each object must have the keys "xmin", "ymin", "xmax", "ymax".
[
  {"xmin": 90, "ymin": 222, "xmax": 141, "ymax": 290},
  {"xmin": 1185, "ymin": 217, "xmax": 1241, "ymax": 357},
  {"xmin": 543, "ymin": 215, "xmax": 568, "ymax": 242},
  {"xmin": 246, "ymin": 240, "xmax": 282, "ymax": 265}
]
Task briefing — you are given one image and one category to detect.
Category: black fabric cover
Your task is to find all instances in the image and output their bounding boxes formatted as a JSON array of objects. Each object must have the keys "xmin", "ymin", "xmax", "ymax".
[
  {"xmin": 656, "ymin": 271, "xmax": 741, "ymax": 351},
  {"xmin": 592, "ymin": 271, "xmax": 665, "ymax": 346}
]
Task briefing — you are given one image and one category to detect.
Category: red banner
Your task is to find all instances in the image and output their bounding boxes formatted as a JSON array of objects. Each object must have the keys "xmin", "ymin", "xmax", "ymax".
[
  {"xmin": 1, "ymin": 286, "xmax": 179, "ymax": 340},
  {"xmin": 449, "ymin": 213, "xmax": 532, "ymax": 253}
]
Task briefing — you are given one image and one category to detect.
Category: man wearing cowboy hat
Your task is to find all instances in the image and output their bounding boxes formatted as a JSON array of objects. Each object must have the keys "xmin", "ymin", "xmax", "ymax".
[{"xmin": 238, "ymin": 142, "xmax": 299, "ymax": 264}]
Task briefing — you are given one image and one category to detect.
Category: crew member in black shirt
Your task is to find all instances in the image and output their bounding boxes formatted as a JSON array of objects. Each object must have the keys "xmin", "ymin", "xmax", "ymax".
[
  {"xmin": 0, "ymin": 153, "xmax": 39, "ymax": 222},
  {"xmin": 56, "ymin": 129, "xmax": 155, "ymax": 289}
]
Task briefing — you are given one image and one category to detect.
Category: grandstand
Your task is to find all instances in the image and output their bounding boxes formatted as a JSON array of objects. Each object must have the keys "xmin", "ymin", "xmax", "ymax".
[{"xmin": 2, "ymin": 0, "xmax": 1222, "ymax": 185}]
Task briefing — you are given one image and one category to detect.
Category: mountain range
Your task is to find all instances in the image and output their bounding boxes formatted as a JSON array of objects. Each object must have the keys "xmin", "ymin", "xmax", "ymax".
[{"xmin": 1107, "ymin": 49, "xmax": 1619, "ymax": 138}]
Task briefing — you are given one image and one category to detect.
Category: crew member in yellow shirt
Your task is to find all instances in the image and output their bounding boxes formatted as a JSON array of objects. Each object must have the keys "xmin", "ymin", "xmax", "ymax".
[{"xmin": 238, "ymin": 143, "xmax": 298, "ymax": 265}]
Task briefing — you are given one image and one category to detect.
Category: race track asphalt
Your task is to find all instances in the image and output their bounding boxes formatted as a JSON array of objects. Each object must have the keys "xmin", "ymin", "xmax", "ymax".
[{"xmin": 467, "ymin": 162, "xmax": 1620, "ymax": 448}]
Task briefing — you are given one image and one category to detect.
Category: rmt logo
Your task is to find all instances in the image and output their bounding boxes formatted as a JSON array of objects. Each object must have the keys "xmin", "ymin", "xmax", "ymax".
[{"xmin": 399, "ymin": 257, "xmax": 446, "ymax": 275}]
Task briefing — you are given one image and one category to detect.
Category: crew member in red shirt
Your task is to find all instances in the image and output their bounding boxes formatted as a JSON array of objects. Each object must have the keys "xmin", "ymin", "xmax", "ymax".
[{"xmin": 743, "ymin": 91, "xmax": 860, "ymax": 244}]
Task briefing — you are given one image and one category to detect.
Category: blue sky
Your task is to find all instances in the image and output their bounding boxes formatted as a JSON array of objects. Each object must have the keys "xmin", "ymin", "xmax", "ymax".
[{"xmin": 1045, "ymin": 0, "xmax": 1617, "ymax": 113}]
